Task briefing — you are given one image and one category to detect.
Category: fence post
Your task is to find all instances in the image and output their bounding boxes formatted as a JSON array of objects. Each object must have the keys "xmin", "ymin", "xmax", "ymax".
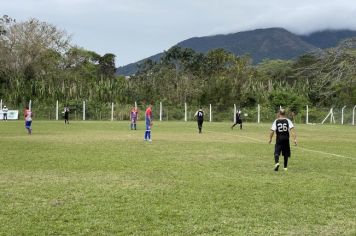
[
  {"xmin": 341, "ymin": 106, "xmax": 346, "ymax": 125},
  {"xmin": 257, "ymin": 104, "xmax": 260, "ymax": 124},
  {"xmin": 0, "ymin": 99, "xmax": 2, "ymax": 109},
  {"xmin": 184, "ymin": 103, "xmax": 187, "ymax": 122},
  {"xmin": 330, "ymin": 108, "xmax": 333, "ymax": 124},
  {"xmin": 159, "ymin": 102, "xmax": 162, "ymax": 121},
  {"xmin": 83, "ymin": 101, "xmax": 86, "ymax": 121},
  {"xmin": 209, "ymin": 104, "xmax": 212, "ymax": 122},
  {"xmin": 29, "ymin": 100, "xmax": 32, "ymax": 111},
  {"xmin": 135, "ymin": 101, "xmax": 137, "ymax": 109},
  {"xmin": 352, "ymin": 105, "xmax": 356, "ymax": 126},
  {"xmin": 111, "ymin": 102, "xmax": 114, "ymax": 121},
  {"xmin": 233, "ymin": 104, "xmax": 236, "ymax": 123},
  {"xmin": 306, "ymin": 105, "xmax": 309, "ymax": 124},
  {"xmin": 56, "ymin": 100, "xmax": 59, "ymax": 120}
]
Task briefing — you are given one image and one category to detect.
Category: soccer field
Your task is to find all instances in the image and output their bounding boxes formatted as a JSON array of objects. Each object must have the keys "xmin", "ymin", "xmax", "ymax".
[{"xmin": 0, "ymin": 121, "xmax": 355, "ymax": 235}]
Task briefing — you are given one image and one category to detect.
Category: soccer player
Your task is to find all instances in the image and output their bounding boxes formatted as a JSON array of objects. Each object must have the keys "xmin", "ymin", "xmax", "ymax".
[
  {"xmin": 144, "ymin": 105, "xmax": 152, "ymax": 141},
  {"xmin": 194, "ymin": 106, "xmax": 204, "ymax": 134},
  {"xmin": 231, "ymin": 109, "xmax": 242, "ymax": 130},
  {"xmin": 269, "ymin": 109, "xmax": 297, "ymax": 171},
  {"xmin": 24, "ymin": 106, "xmax": 33, "ymax": 135},
  {"xmin": 64, "ymin": 107, "xmax": 70, "ymax": 124},
  {"xmin": 130, "ymin": 107, "xmax": 138, "ymax": 130},
  {"xmin": 2, "ymin": 105, "xmax": 8, "ymax": 121}
]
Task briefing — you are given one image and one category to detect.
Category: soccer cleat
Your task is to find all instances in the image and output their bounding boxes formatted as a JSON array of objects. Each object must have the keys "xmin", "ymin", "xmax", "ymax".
[
  {"xmin": 283, "ymin": 168, "xmax": 288, "ymax": 171},
  {"xmin": 148, "ymin": 139, "xmax": 152, "ymax": 142},
  {"xmin": 274, "ymin": 163, "xmax": 280, "ymax": 171}
]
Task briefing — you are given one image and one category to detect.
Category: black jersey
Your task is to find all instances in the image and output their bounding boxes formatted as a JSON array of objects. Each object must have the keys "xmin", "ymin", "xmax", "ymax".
[
  {"xmin": 234, "ymin": 112, "xmax": 242, "ymax": 125},
  {"xmin": 271, "ymin": 118, "xmax": 294, "ymax": 142},
  {"xmin": 196, "ymin": 110, "xmax": 204, "ymax": 121},
  {"xmin": 236, "ymin": 112, "xmax": 241, "ymax": 121},
  {"xmin": 64, "ymin": 108, "xmax": 69, "ymax": 119}
]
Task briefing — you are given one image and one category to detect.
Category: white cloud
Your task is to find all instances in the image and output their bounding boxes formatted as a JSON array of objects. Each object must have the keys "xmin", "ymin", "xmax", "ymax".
[{"xmin": 2, "ymin": 0, "xmax": 356, "ymax": 65}]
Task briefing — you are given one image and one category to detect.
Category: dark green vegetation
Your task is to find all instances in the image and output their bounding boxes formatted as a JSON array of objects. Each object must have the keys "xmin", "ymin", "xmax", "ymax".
[
  {"xmin": 0, "ymin": 121, "xmax": 355, "ymax": 235},
  {"xmin": 128, "ymin": 43, "xmax": 356, "ymax": 112},
  {"xmin": 1, "ymin": 16, "xmax": 356, "ymax": 119}
]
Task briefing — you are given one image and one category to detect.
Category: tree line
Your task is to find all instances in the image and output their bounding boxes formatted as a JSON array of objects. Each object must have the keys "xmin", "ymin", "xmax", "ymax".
[{"xmin": 1, "ymin": 16, "xmax": 355, "ymax": 119}]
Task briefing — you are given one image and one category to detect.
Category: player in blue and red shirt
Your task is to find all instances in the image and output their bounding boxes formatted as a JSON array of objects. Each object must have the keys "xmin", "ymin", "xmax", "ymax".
[
  {"xmin": 24, "ymin": 106, "xmax": 33, "ymax": 135},
  {"xmin": 144, "ymin": 105, "xmax": 153, "ymax": 141}
]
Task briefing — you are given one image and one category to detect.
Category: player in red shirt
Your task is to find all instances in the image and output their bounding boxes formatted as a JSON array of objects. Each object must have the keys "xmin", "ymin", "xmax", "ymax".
[
  {"xmin": 130, "ymin": 107, "xmax": 138, "ymax": 130},
  {"xmin": 24, "ymin": 106, "xmax": 33, "ymax": 135}
]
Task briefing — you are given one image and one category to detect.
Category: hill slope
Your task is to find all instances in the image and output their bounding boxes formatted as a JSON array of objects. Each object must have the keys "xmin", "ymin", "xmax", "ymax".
[
  {"xmin": 300, "ymin": 29, "xmax": 356, "ymax": 49},
  {"xmin": 176, "ymin": 28, "xmax": 316, "ymax": 62},
  {"xmin": 117, "ymin": 28, "xmax": 356, "ymax": 76}
]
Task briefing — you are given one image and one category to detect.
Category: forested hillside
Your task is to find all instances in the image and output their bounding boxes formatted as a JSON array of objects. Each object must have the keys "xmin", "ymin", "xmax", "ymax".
[{"xmin": 117, "ymin": 28, "xmax": 356, "ymax": 76}]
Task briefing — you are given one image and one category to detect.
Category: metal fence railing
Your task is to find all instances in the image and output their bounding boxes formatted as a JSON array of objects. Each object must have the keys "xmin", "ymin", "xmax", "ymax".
[{"xmin": 1, "ymin": 99, "xmax": 355, "ymax": 125}]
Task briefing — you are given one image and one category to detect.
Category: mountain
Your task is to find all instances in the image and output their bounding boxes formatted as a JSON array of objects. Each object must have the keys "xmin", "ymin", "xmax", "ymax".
[
  {"xmin": 176, "ymin": 28, "xmax": 316, "ymax": 62},
  {"xmin": 117, "ymin": 28, "xmax": 356, "ymax": 76},
  {"xmin": 299, "ymin": 29, "xmax": 356, "ymax": 49},
  {"xmin": 117, "ymin": 53, "xmax": 162, "ymax": 77}
]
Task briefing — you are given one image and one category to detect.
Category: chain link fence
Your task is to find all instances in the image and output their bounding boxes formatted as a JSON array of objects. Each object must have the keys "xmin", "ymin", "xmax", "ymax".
[{"xmin": 1, "ymin": 99, "xmax": 355, "ymax": 125}]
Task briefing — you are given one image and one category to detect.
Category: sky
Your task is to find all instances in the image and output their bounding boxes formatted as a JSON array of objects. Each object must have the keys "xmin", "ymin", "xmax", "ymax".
[{"xmin": 2, "ymin": 0, "xmax": 356, "ymax": 66}]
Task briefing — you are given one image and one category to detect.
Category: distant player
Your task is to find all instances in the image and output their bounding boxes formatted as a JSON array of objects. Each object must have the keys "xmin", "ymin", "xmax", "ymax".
[
  {"xmin": 130, "ymin": 107, "xmax": 138, "ymax": 130},
  {"xmin": 194, "ymin": 106, "xmax": 204, "ymax": 134},
  {"xmin": 24, "ymin": 106, "xmax": 33, "ymax": 135},
  {"xmin": 144, "ymin": 105, "xmax": 152, "ymax": 141},
  {"xmin": 231, "ymin": 109, "xmax": 242, "ymax": 130},
  {"xmin": 2, "ymin": 105, "xmax": 8, "ymax": 121},
  {"xmin": 64, "ymin": 107, "xmax": 70, "ymax": 124},
  {"xmin": 269, "ymin": 109, "xmax": 297, "ymax": 171}
]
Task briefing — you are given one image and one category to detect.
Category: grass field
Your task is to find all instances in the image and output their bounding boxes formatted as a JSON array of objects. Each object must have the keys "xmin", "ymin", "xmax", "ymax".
[{"xmin": 0, "ymin": 120, "xmax": 355, "ymax": 235}]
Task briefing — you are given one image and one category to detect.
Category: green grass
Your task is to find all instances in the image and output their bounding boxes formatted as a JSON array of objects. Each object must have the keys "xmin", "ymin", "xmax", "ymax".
[{"xmin": 0, "ymin": 121, "xmax": 355, "ymax": 235}]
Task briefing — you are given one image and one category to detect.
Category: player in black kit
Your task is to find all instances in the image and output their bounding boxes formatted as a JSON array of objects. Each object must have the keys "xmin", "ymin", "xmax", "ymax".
[
  {"xmin": 269, "ymin": 109, "xmax": 297, "ymax": 171},
  {"xmin": 194, "ymin": 107, "xmax": 204, "ymax": 134},
  {"xmin": 231, "ymin": 109, "xmax": 242, "ymax": 130},
  {"xmin": 64, "ymin": 107, "xmax": 70, "ymax": 124}
]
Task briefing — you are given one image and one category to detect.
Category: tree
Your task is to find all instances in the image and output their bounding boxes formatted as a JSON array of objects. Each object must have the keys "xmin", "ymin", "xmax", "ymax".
[
  {"xmin": 292, "ymin": 39, "xmax": 356, "ymax": 106},
  {"xmin": 99, "ymin": 53, "xmax": 116, "ymax": 78},
  {"xmin": 269, "ymin": 90, "xmax": 307, "ymax": 114},
  {"xmin": 0, "ymin": 17, "xmax": 70, "ymax": 103}
]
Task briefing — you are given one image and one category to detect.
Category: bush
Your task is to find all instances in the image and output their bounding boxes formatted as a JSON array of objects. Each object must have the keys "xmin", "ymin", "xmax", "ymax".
[{"xmin": 269, "ymin": 90, "xmax": 308, "ymax": 114}]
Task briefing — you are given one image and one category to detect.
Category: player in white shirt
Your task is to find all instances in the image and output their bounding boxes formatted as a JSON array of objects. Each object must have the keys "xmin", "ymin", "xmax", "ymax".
[{"xmin": 2, "ymin": 105, "xmax": 8, "ymax": 121}]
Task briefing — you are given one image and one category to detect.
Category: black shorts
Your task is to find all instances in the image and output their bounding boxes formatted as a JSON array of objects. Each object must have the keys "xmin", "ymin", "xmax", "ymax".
[
  {"xmin": 197, "ymin": 120, "xmax": 203, "ymax": 126},
  {"xmin": 274, "ymin": 139, "xmax": 291, "ymax": 157},
  {"xmin": 235, "ymin": 119, "xmax": 242, "ymax": 124}
]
